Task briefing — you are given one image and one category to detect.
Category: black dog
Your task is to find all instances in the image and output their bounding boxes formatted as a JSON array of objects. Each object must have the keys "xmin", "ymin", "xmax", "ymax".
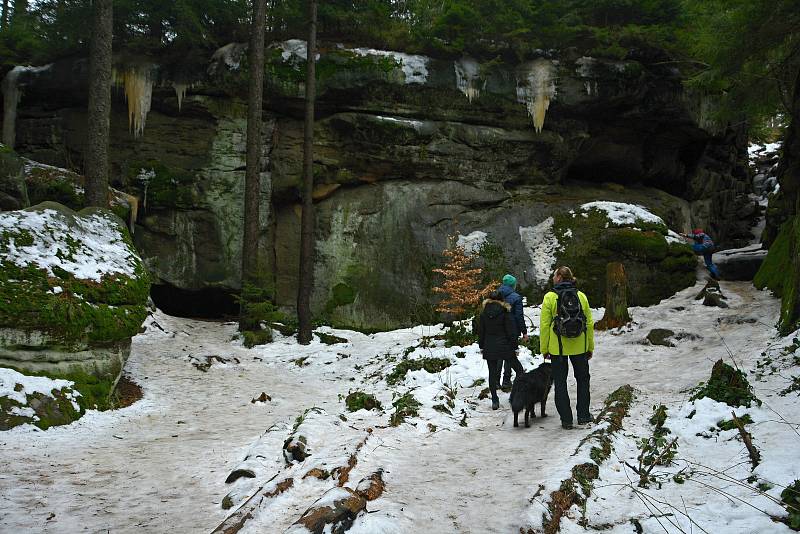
[{"xmin": 510, "ymin": 362, "xmax": 553, "ymax": 428}]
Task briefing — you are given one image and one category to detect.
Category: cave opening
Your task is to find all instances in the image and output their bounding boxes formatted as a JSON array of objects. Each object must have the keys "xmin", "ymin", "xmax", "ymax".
[{"xmin": 150, "ymin": 284, "xmax": 240, "ymax": 319}]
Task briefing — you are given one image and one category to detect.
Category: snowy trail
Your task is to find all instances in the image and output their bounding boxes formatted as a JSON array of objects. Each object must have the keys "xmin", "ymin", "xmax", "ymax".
[
  {"xmin": 339, "ymin": 282, "xmax": 781, "ymax": 533},
  {"xmin": 0, "ymin": 315, "xmax": 339, "ymax": 533},
  {"xmin": 0, "ymin": 281, "xmax": 786, "ymax": 533}
]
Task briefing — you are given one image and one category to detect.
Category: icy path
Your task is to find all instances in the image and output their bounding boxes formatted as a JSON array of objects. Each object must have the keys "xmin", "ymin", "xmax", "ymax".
[
  {"xmin": 0, "ymin": 281, "xmax": 783, "ymax": 533},
  {"xmin": 0, "ymin": 314, "xmax": 340, "ymax": 533},
  {"xmin": 342, "ymin": 281, "xmax": 782, "ymax": 533}
]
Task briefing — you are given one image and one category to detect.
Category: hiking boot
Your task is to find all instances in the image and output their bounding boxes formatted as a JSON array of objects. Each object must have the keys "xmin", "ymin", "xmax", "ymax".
[
  {"xmin": 501, "ymin": 379, "xmax": 512, "ymax": 390},
  {"xmin": 577, "ymin": 416, "xmax": 594, "ymax": 425},
  {"xmin": 491, "ymin": 398, "xmax": 500, "ymax": 410},
  {"xmin": 562, "ymin": 422, "xmax": 574, "ymax": 430}
]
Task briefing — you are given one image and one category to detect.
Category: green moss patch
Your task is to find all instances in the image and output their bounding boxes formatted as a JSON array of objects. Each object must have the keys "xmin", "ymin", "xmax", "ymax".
[
  {"xmin": 265, "ymin": 46, "xmax": 400, "ymax": 97},
  {"xmin": 243, "ymin": 328, "xmax": 273, "ymax": 348},
  {"xmin": 0, "ymin": 366, "xmax": 125, "ymax": 430},
  {"xmin": 756, "ymin": 217, "xmax": 800, "ymax": 334},
  {"xmin": 316, "ymin": 331, "xmax": 349, "ymax": 345},
  {"xmin": 127, "ymin": 161, "xmax": 195, "ymax": 210},
  {"xmin": 389, "ymin": 392, "xmax": 421, "ymax": 426},
  {"xmin": 0, "ymin": 205, "xmax": 150, "ymax": 348},
  {"xmin": 717, "ymin": 414, "xmax": 753, "ymax": 431},
  {"xmin": 755, "ymin": 220, "xmax": 793, "ymax": 297},
  {"xmin": 552, "ymin": 210, "xmax": 695, "ymax": 307},
  {"xmin": 692, "ymin": 359, "xmax": 760, "ymax": 408},
  {"xmin": 345, "ymin": 391, "xmax": 382, "ymax": 412},
  {"xmin": 386, "ymin": 357, "xmax": 452, "ymax": 385},
  {"xmin": 781, "ymin": 480, "xmax": 800, "ymax": 530}
]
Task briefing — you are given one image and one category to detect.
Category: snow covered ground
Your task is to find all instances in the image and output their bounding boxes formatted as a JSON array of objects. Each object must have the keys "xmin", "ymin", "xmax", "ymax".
[{"xmin": 1, "ymin": 278, "xmax": 798, "ymax": 533}]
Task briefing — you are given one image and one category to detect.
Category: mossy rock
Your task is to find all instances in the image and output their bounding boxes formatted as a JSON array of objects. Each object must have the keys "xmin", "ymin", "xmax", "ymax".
[
  {"xmin": 646, "ymin": 329, "xmax": 675, "ymax": 347},
  {"xmin": 551, "ymin": 210, "xmax": 695, "ymax": 307},
  {"xmin": 692, "ymin": 359, "xmax": 760, "ymax": 408},
  {"xmin": 755, "ymin": 217, "xmax": 800, "ymax": 334},
  {"xmin": 0, "ymin": 203, "xmax": 150, "ymax": 378},
  {"xmin": 243, "ymin": 328, "xmax": 273, "ymax": 348},
  {"xmin": 126, "ymin": 161, "xmax": 196, "ymax": 210},
  {"xmin": 316, "ymin": 331, "xmax": 348, "ymax": 345},
  {"xmin": 0, "ymin": 367, "xmax": 105, "ymax": 430}
]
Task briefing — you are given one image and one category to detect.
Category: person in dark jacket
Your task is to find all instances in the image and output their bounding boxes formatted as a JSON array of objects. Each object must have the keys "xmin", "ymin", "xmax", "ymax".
[
  {"xmin": 497, "ymin": 274, "xmax": 528, "ymax": 388},
  {"xmin": 478, "ymin": 290, "xmax": 525, "ymax": 410}
]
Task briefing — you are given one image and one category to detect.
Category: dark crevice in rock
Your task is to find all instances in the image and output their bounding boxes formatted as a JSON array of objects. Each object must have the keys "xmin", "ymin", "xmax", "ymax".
[{"xmin": 150, "ymin": 284, "xmax": 239, "ymax": 319}]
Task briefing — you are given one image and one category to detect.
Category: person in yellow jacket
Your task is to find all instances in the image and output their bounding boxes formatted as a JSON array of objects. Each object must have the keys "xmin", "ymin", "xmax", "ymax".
[{"xmin": 539, "ymin": 266, "xmax": 594, "ymax": 430}]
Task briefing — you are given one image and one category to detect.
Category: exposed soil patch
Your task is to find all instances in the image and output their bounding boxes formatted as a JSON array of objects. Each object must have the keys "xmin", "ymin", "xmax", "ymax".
[{"xmin": 114, "ymin": 375, "xmax": 143, "ymax": 408}]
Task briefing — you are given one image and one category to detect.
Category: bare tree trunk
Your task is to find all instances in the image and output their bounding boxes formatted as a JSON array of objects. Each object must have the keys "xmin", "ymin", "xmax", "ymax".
[
  {"xmin": 595, "ymin": 262, "xmax": 632, "ymax": 330},
  {"xmin": 296, "ymin": 0, "xmax": 317, "ymax": 344},
  {"xmin": 84, "ymin": 0, "xmax": 112, "ymax": 208},
  {"xmin": 238, "ymin": 0, "xmax": 268, "ymax": 332}
]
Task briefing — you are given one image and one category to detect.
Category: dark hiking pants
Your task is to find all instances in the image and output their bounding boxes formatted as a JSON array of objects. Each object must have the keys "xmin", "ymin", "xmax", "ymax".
[
  {"xmin": 502, "ymin": 359, "xmax": 514, "ymax": 384},
  {"xmin": 487, "ymin": 356, "xmax": 524, "ymax": 399},
  {"xmin": 552, "ymin": 353, "xmax": 591, "ymax": 424}
]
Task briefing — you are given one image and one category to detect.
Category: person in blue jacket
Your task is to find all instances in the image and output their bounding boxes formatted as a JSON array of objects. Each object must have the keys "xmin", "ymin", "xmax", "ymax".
[
  {"xmin": 497, "ymin": 274, "xmax": 528, "ymax": 388},
  {"xmin": 683, "ymin": 229, "xmax": 721, "ymax": 280}
]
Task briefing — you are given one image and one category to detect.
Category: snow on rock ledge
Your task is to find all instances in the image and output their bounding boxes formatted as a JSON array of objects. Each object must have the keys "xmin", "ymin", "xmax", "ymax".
[
  {"xmin": 0, "ymin": 202, "xmax": 150, "ymax": 379},
  {"xmin": 579, "ymin": 201, "xmax": 667, "ymax": 232}
]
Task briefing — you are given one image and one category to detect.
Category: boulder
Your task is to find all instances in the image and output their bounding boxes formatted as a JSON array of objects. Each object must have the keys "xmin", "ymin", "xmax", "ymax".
[
  {"xmin": 0, "ymin": 202, "xmax": 150, "ymax": 379},
  {"xmin": 714, "ymin": 245, "xmax": 768, "ymax": 281},
  {"xmin": 0, "ymin": 367, "xmax": 82, "ymax": 430},
  {"xmin": 646, "ymin": 329, "xmax": 676, "ymax": 347},
  {"xmin": 696, "ymin": 280, "xmax": 728, "ymax": 308}
]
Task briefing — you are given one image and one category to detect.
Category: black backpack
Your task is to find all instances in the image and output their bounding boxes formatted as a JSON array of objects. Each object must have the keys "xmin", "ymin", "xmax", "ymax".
[{"xmin": 553, "ymin": 286, "xmax": 586, "ymax": 347}]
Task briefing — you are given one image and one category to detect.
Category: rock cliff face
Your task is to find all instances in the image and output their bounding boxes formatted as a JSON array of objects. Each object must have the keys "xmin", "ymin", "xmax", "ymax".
[{"xmin": 4, "ymin": 42, "xmax": 754, "ymax": 329}]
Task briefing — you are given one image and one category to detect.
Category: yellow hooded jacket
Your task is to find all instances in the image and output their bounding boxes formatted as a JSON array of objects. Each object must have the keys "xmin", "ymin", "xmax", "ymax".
[{"xmin": 539, "ymin": 289, "xmax": 594, "ymax": 356}]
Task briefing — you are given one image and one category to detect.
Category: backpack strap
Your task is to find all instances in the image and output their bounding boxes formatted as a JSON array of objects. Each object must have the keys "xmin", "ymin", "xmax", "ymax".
[{"xmin": 553, "ymin": 290, "xmax": 564, "ymax": 357}]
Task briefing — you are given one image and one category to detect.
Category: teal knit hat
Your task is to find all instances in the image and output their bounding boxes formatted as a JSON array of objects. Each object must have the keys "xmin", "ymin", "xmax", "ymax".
[{"xmin": 502, "ymin": 274, "xmax": 517, "ymax": 288}]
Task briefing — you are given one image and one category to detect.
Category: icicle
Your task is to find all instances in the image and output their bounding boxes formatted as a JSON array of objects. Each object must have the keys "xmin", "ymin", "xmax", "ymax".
[
  {"xmin": 454, "ymin": 57, "xmax": 484, "ymax": 102},
  {"xmin": 136, "ymin": 168, "xmax": 155, "ymax": 213},
  {"xmin": 173, "ymin": 82, "xmax": 189, "ymax": 111},
  {"xmin": 1, "ymin": 65, "xmax": 50, "ymax": 148},
  {"xmin": 113, "ymin": 65, "xmax": 154, "ymax": 137},
  {"xmin": 516, "ymin": 59, "xmax": 557, "ymax": 133}
]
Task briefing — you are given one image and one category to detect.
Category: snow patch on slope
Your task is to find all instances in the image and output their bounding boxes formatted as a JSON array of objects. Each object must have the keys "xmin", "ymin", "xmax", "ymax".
[
  {"xmin": 456, "ymin": 230, "xmax": 487, "ymax": 255},
  {"xmin": 519, "ymin": 217, "xmax": 561, "ymax": 286}
]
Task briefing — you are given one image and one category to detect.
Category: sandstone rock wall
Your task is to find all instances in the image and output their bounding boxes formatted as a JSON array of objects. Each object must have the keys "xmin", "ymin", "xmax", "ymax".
[{"xmin": 3, "ymin": 43, "xmax": 755, "ymax": 329}]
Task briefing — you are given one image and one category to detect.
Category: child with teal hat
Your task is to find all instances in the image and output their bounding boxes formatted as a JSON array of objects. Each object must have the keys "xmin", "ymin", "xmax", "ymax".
[{"xmin": 497, "ymin": 273, "xmax": 527, "ymax": 388}]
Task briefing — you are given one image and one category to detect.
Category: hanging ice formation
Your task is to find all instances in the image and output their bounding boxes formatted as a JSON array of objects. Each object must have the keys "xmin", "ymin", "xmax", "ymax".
[
  {"xmin": 114, "ymin": 65, "xmax": 154, "ymax": 137},
  {"xmin": 173, "ymin": 82, "xmax": 189, "ymax": 111},
  {"xmin": 2, "ymin": 65, "xmax": 50, "ymax": 148},
  {"xmin": 454, "ymin": 57, "xmax": 484, "ymax": 102},
  {"xmin": 516, "ymin": 59, "xmax": 557, "ymax": 133}
]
